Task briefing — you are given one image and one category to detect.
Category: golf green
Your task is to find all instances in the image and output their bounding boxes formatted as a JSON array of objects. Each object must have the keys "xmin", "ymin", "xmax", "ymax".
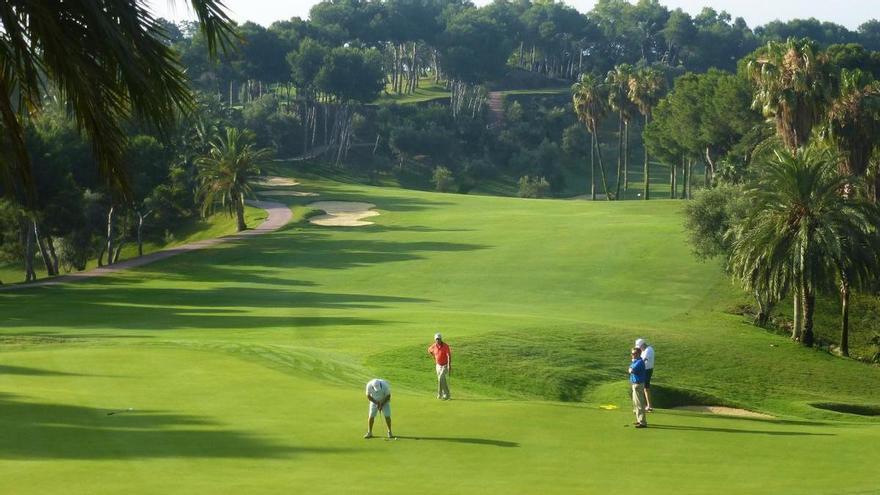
[{"xmin": 1, "ymin": 174, "xmax": 878, "ymax": 494}]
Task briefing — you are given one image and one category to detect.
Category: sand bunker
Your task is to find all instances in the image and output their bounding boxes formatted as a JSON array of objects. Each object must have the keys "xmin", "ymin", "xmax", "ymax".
[
  {"xmin": 257, "ymin": 190, "xmax": 319, "ymax": 197},
  {"xmin": 673, "ymin": 406, "xmax": 774, "ymax": 419},
  {"xmin": 307, "ymin": 201, "xmax": 379, "ymax": 227},
  {"xmin": 255, "ymin": 176, "xmax": 300, "ymax": 187}
]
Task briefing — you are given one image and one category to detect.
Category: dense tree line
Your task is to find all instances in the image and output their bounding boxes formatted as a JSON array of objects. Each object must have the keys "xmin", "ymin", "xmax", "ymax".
[
  {"xmin": 662, "ymin": 39, "xmax": 880, "ymax": 358},
  {"xmin": 0, "ymin": 95, "xmax": 253, "ymax": 283},
  {"xmin": 171, "ymin": 0, "xmax": 880, "ymax": 100},
  {"xmin": 0, "ymin": 2, "xmax": 279, "ymax": 284}
]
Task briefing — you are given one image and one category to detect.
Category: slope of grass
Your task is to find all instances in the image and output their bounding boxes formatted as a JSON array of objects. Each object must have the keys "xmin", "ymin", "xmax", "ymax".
[
  {"xmin": 0, "ymin": 175, "xmax": 878, "ymax": 494},
  {"xmin": 372, "ymin": 79, "xmax": 450, "ymax": 105}
]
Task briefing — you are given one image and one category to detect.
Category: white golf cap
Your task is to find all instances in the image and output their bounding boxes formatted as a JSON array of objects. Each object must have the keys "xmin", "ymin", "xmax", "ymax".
[
  {"xmin": 434, "ymin": 333, "xmax": 442, "ymax": 340},
  {"xmin": 635, "ymin": 338, "xmax": 646, "ymax": 348}
]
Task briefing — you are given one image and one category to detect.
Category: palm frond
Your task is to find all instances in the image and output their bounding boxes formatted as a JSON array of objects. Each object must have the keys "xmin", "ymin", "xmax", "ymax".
[{"xmin": 0, "ymin": 0, "xmax": 235, "ymax": 205}]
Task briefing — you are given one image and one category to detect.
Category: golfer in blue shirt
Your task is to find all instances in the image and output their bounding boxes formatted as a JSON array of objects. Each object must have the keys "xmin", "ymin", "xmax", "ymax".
[{"xmin": 628, "ymin": 347, "xmax": 648, "ymax": 428}]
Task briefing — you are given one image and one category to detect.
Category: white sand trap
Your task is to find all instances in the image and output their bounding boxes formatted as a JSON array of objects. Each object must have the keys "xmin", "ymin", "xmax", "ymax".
[
  {"xmin": 673, "ymin": 406, "xmax": 774, "ymax": 419},
  {"xmin": 308, "ymin": 201, "xmax": 379, "ymax": 227},
  {"xmin": 255, "ymin": 176, "xmax": 300, "ymax": 187},
  {"xmin": 257, "ymin": 190, "xmax": 319, "ymax": 197}
]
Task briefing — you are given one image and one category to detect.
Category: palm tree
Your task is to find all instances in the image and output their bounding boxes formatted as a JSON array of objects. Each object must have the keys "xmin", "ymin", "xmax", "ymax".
[
  {"xmin": 0, "ymin": 1, "xmax": 235, "ymax": 205},
  {"xmin": 825, "ymin": 69, "xmax": 880, "ymax": 184},
  {"xmin": 572, "ymin": 73, "xmax": 611, "ymax": 200},
  {"xmin": 606, "ymin": 64, "xmax": 636, "ymax": 198},
  {"xmin": 835, "ymin": 230, "xmax": 880, "ymax": 356},
  {"xmin": 746, "ymin": 38, "xmax": 831, "ymax": 153},
  {"xmin": 196, "ymin": 128, "xmax": 273, "ymax": 232},
  {"xmin": 746, "ymin": 38, "xmax": 832, "ymax": 337},
  {"xmin": 628, "ymin": 68, "xmax": 665, "ymax": 200},
  {"xmin": 728, "ymin": 146, "xmax": 879, "ymax": 347},
  {"xmin": 823, "ymin": 69, "xmax": 880, "ymax": 353}
]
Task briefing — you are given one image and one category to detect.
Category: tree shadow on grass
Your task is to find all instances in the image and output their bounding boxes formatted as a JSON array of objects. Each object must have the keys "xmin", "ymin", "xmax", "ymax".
[
  {"xmin": 0, "ymin": 286, "xmax": 422, "ymax": 331},
  {"xmin": 363, "ymin": 225, "xmax": 475, "ymax": 234},
  {"xmin": 647, "ymin": 424, "xmax": 834, "ymax": 436},
  {"xmin": 394, "ymin": 436, "xmax": 519, "ymax": 447},
  {"xmin": 203, "ymin": 233, "xmax": 489, "ymax": 272},
  {"xmin": 0, "ymin": 219, "xmax": 484, "ymax": 333},
  {"xmin": 0, "ymin": 365, "xmax": 94, "ymax": 377},
  {"xmin": 0, "ymin": 393, "xmax": 339, "ymax": 460},
  {"xmin": 33, "ymin": 232, "xmax": 489, "ymax": 286}
]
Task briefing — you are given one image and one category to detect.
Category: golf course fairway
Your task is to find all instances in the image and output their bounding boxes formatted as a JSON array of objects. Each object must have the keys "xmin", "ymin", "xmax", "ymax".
[{"xmin": 1, "ymin": 173, "xmax": 878, "ymax": 494}]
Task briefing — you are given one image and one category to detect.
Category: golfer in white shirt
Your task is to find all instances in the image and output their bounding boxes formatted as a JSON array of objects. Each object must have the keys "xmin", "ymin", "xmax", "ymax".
[
  {"xmin": 364, "ymin": 378, "xmax": 393, "ymax": 438},
  {"xmin": 636, "ymin": 339, "xmax": 655, "ymax": 411}
]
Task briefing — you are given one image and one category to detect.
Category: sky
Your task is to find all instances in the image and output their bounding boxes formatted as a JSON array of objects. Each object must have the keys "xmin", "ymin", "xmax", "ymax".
[{"xmin": 147, "ymin": 0, "xmax": 876, "ymax": 31}]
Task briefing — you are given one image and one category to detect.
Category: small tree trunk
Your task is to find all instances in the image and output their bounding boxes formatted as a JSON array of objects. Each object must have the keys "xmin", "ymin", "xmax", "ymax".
[
  {"xmin": 616, "ymin": 113, "xmax": 623, "ymax": 200},
  {"xmin": 113, "ymin": 241, "xmax": 124, "ymax": 264},
  {"xmin": 705, "ymin": 146, "xmax": 716, "ymax": 187},
  {"xmin": 792, "ymin": 288, "xmax": 802, "ymax": 341},
  {"xmin": 754, "ymin": 290, "xmax": 772, "ymax": 327},
  {"xmin": 680, "ymin": 156, "xmax": 687, "ymax": 199},
  {"xmin": 801, "ymin": 286, "xmax": 815, "ymax": 347},
  {"xmin": 137, "ymin": 212, "xmax": 145, "ymax": 257},
  {"xmin": 590, "ymin": 131, "xmax": 596, "ymax": 200},
  {"xmin": 643, "ymin": 114, "xmax": 650, "ymax": 200},
  {"xmin": 46, "ymin": 235, "xmax": 60, "ymax": 274},
  {"xmin": 34, "ymin": 222, "xmax": 56, "ymax": 276},
  {"xmin": 687, "ymin": 159, "xmax": 694, "ymax": 199},
  {"xmin": 323, "ymin": 104, "xmax": 329, "ymax": 146},
  {"xmin": 236, "ymin": 194, "xmax": 247, "ymax": 232},
  {"xmin": 105, "ymin": 206, "xmax": 115, "ymax": 266},
  {"xmin": 840, "ymin": 277, "xmax": 850, "ymax": 357},
  {"xmin": 24, "ymin": 219, "xmax": 37, "ymax": 282},
  {"xmin": 410, "ymin": 42, "xmax": 418, "ymax": 94},
  {"xmin": 593, "ymin": 128, "xmax": 611, "ymax": 201},
  {"xmin": 623, "ymin": 122, "xmax": 629, "ymax": 192},
  {"xmin": 669, "ymin": 163, "xmax": 676, "ymax": 199}
]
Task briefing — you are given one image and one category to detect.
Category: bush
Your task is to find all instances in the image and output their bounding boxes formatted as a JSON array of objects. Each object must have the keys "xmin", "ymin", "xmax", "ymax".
[
  {"xmin": 505, "ymin": 100, "xmax": 523, "ymax": 123},
  {"xmin": 683, "ymin": 183, "xmax": 750, "ymax": 260},
  {"xmin": 518, "ymin": 175, "xmax": 550, "ymax": 198},
  {"xmin": 432, "ymin": 166, "xmax": 455, "ymax": 192},
  {"xmin": 56, "ymin": 231, "xmax": 91, "ymax": 272},
  {"xmin": 562, "ymin": 124, "xmax": 588, "ymax": 157},
  {"xmin": 871, "ymin": 335, "xmax": 880, "ymax": 363}
]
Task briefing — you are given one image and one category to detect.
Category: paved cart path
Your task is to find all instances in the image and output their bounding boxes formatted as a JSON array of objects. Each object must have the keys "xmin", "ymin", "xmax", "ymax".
[{"xmin": 0, "ymin": 200, "xmax": 291, "ymax": 291}]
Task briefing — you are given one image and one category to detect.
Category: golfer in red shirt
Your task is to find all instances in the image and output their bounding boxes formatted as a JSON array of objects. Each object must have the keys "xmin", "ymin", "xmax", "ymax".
[{"xmin": 427, "ymin": 333, "xmax": 452, "ymax": 400}]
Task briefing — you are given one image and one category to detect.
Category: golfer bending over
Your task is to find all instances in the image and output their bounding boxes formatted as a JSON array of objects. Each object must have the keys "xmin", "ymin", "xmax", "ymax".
[
  {"xmin": 427, "ymin": 333, "xmax": 452, "ymax": 400},
  {"xmin": 365, "ymin": 378, "xmax": 394, "ymax": 439},
  {"xmin": 628, "ymin": 347, "xmax": 648, "ymax": 428}
]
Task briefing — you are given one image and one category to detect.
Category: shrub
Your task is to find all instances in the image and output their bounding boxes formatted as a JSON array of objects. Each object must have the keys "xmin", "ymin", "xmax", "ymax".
[
  {"xmin": 871, "ymin": 335, "xmax": 880, "ymax": 363},
  {"xmin": 518, "ymin": 175, "xmax": 550, "ymax": 198},
  {"xmin": 683, "ymin": 183, "xmax": 750, "ymax": 260},
  {"xmin": 562, "ymin": 124, "xmax": 588, "ymax": 156},
  {"xmin": 432, "ymin": 166, "xmax": 455, "ymax": 192}
]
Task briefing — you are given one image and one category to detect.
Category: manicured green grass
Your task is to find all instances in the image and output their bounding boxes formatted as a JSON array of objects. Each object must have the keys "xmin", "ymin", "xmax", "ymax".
[
  {"xmin": 372, "ymin": 79, "xmax": 450, "ymax": 105},
  {"xmin": 1, "ymin": 175, "xmax": 878, "ymax": 494},
  {"xmin": 496, "ymin": 87, "xmax": 569, "ymax": 97}
]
